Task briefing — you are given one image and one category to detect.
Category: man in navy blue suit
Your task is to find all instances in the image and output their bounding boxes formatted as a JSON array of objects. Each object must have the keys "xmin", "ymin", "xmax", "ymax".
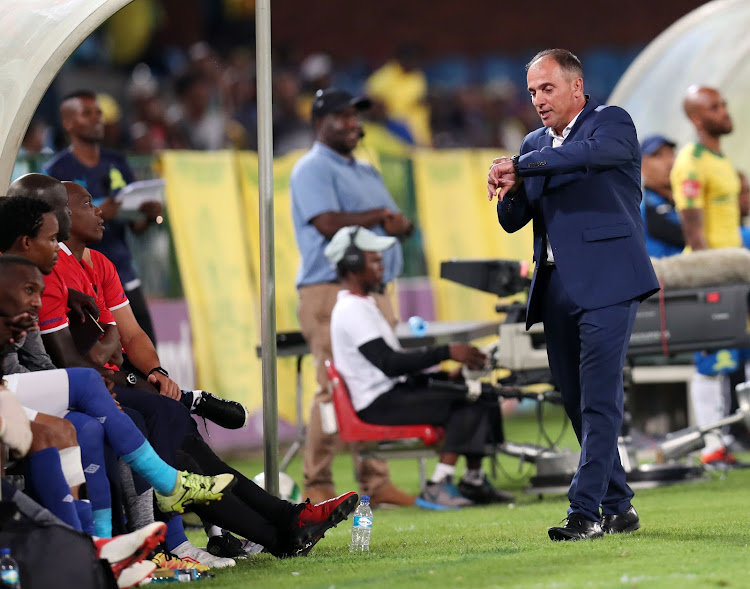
[{"xmin": 487, "ymin": 49, "xmax": 659, "ymax": 541}]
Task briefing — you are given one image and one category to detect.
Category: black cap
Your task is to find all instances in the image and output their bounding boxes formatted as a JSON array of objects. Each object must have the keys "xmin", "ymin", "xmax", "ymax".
[
  {"xmin": 641, "ymin": 135, "xmax": 676, "ymax": 156},
  {"xmin": 311, "ymin": 88, "xmax": 372, "ymax": 120}
]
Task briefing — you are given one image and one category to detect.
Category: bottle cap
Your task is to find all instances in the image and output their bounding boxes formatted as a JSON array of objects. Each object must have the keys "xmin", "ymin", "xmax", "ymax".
[
  {"xmin": 0, "ymin": 548, "xmax": 9, "ymax": 555},
  {"xmin": 361, "ymin": 495, "xmax": 370, "ymax": 502}
]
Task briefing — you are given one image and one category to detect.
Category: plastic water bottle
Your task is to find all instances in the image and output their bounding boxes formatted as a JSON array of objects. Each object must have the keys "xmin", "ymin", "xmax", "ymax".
[
  {"xmin": 349, "ymin": 495, "xmax": 372, "ymax": 552},
  {"xmin": 0, "ymin": 548, "xmax": 21, "ymax": 588},
  {"xmin": 408, "ymin": 316, "xmax": 429, "ymax": 337}
]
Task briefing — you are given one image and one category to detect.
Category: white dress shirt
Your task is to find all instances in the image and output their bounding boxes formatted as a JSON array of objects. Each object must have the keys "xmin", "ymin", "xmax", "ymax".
[{"xmin": 542, "ymin": 108, "xmax": 585, "ymax": 263}]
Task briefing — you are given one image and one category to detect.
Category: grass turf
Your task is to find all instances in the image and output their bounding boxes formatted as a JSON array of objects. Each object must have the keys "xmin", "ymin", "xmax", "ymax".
[{"xmin": 185, "ymin": 406, "xmax": 750, "ymax": 588}]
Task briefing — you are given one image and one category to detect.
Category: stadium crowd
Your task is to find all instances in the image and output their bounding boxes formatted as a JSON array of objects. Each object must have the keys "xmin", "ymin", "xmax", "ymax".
[{"xmin": 19, "ymin": 39, "xmax": 637, "ymax": 163}]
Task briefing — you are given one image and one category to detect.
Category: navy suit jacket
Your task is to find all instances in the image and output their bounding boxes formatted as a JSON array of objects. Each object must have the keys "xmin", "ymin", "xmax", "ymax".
[{"xmin": 497, "ymin": 97, "xmax": 659, "ymax": 328}]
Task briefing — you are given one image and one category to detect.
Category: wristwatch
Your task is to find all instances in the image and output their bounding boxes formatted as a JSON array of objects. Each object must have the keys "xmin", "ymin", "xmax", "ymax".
[
  {"xmin": 148, "ymin": 366, "xmax": 169, "ymax": 378},
  {"xmin": 125, "ymin": 372, "xmax": 137, "ymax": 387},
  {"xmin": 511, "ymin": 154, "xmax": 520, "ymax": 174}
]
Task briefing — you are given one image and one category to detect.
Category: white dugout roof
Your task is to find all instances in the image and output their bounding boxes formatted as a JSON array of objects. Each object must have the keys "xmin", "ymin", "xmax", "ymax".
[{"xmin": 610, "ymin": 0, "xmax": 750, "ymax": 172}]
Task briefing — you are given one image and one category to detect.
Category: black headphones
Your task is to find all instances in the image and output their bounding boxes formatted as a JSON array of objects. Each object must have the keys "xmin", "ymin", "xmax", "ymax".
[{"xmin": 338, "ymin": 227, "xmax": 365, "ymax": 274}]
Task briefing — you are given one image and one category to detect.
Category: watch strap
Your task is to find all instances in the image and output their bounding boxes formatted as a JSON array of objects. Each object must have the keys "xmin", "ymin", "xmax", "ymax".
[{"xmin": 148, "ymin": 366, "xmax": 169, "ymax": 378}]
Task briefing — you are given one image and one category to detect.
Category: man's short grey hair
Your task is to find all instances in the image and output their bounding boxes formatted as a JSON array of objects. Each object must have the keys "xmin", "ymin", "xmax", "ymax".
[{"xmin": 526, "ymin": 49, "xmax": 584, "ymax": 80}]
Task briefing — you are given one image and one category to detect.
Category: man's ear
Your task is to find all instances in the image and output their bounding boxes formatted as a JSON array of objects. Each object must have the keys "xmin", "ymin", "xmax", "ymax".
[
  {"xmin": 13, "ymin": 235, "xmax": 31, "ymax": 253},
  {"xmin": 573, "ymin": 77, "xmax": 583, "ymax": 98}
]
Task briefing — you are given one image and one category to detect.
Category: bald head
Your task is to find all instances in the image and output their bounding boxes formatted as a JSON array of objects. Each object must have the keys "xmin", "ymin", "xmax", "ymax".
[
  {"xmin": 63, "ymin": 181, "xmax": 105, "ymax": 245},
  {"xmin": 683, "ymin": 86, "xmax": 733, "ymax": 137},
  {"xmin": 7, "ymin": 174, "xmax": 71, "ymax": 241}
]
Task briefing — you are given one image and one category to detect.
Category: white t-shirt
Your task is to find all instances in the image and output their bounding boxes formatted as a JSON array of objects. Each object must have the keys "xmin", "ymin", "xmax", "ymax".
[{"xmin": 330, "ymin": 290, "xmax": 406, "ymax": 411}]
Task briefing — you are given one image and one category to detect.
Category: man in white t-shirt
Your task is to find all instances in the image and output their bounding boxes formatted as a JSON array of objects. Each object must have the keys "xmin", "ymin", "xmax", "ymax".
[{"xmin": 327, "ymin": 226, "xmax": 513, "ymax": 508}]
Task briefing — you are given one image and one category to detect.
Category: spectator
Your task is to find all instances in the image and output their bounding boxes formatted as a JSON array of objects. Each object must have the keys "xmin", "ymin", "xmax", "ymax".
[
  {"xmin": 42, "ymin": 90, "xmax": 161, "ymax": 345},
  {"xmin": 366, "ymin": 43, "xmax": 432, "ymax": 146},
  {"xmin": 167, "ymin": 71, "xmax": 228, "ymax": 150},
  {"xmin": 640, "ymin": 135, "xmax": 683, "ymax": 258}
]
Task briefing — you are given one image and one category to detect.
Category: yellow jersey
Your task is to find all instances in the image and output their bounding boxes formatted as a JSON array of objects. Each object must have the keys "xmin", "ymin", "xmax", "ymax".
[{"xmin": 671, "ymin": 142, "xmax": 741, "ymax": 249}]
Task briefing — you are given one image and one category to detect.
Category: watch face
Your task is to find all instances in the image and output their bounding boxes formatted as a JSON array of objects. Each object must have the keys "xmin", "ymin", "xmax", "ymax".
[{"xmin": 126, "ymin": 373, "xmax": 137, "ymax": 385}]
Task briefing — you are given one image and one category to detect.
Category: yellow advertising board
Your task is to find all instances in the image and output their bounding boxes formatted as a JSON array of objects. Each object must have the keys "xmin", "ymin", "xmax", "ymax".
[
  {"xmin": 412, "ymin": 149, "xmax": 533, "ymax": 321},
  {"xmin": 161, "ymin": 151, "xmax": 262, "ymax": 412}
]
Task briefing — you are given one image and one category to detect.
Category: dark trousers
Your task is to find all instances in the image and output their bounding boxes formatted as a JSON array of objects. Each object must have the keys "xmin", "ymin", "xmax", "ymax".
[
  {"xmin": 357, "ymin": 374, "xmax": 504, "ymax": 456},
  {"xmin": 540, "ymin": 266, "xmax": 638, "ymax": 521},
  {"xmin": 178, "ymin": 433, "xmax": 297, "ymax": 556},
  {"xmin": 113, "ymin": 385, "xmax": 194, "ymax": 468}
]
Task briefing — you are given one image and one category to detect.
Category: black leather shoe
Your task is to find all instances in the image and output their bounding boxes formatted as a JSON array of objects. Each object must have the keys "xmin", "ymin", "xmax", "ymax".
[
  {"xmin": 191, "ymin": 390, "xmax": 249, "ymax": 429},
  {"xmin": 602, "ymin": 506, "xmax": 640, "ymax": 534},
  {"xmin": 548, "ymin": 513, "xmax": 604, "ymax": 541}
]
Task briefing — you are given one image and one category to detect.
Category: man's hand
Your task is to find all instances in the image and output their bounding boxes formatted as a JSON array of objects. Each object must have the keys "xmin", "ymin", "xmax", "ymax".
[
  {"xmin": 98, "ymin": 197, "xmax": 122, "ymax": 221},
  {"xmin": 67, "ymin": 288, "xmax": 100, "ymax": 323},
  {"xmin": 148, "ymin": 372, "xmax": 182, "ymax": 401},
  {"xmin": 87, "ymin": 326, "xmax": 122, "ymax": 367},
  {"xmin": 100, "ymin": 371, "xmax": 123, "ymax": 411},
  {"xmin": 383, "ymin": 210, "xmax": 412, "ymax": 237},
  {"xmin": 448, "ymin": 343, "xmax": 488, "ymax": 371},
  {"xmin": 0, "ymin": 313, "xmax": 37, "ymax": 347},
  {"xmin": 487, "ymin": 157, "xmax": 519, "ymax": 202},
  {"xmin": 0, "ymin": 387, "xmax": 32, "ymax": 457},
  {"xmin": 138, "ymin": 200, "xmax": 163, "ymax": 222}
]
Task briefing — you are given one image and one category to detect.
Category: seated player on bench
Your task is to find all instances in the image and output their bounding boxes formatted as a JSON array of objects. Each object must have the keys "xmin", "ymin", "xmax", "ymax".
[{"xmin": 326, "ymin": 226, "xmax": 514, "ymax": 509}]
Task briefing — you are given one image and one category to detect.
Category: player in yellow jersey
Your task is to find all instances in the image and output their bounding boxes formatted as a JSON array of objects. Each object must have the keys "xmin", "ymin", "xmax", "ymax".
[{"xmin": 671, "ymin": 86, "xmax": 744, "ymax": 467}]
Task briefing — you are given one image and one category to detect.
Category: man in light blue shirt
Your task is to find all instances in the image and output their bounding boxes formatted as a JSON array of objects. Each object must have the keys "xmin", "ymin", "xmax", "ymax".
[{"xmin": 290, "ymin": 88, "xmax": 414, "ymax": 507}]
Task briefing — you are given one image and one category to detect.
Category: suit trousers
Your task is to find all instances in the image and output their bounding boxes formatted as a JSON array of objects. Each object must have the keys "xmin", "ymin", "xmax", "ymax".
[
  {"xmin": 539, "ymin": 266, "xmax": 638, "ymax": 522},
  {"xmin": 297, "ymin": 282, "xmax": 395, "ymax": 497}
]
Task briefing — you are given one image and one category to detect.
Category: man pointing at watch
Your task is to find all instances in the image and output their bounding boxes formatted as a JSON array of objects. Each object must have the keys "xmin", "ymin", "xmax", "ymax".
[{"xmin": 489, "ymin": 49, "xmax": 659, "ymax": 541}]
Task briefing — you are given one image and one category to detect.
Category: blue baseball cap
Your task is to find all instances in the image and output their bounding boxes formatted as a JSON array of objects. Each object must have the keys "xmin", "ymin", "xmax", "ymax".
[{"xmin": 641, "ymin": 135, "xmax": 676, "ymax": 156}]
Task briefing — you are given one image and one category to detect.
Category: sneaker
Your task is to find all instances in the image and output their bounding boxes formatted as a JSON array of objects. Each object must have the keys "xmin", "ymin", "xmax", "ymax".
[
  {"xmin": 150, "ymin": 550, "xmax": 210, "ymax": 572},
  {"xmin": 701, "ymin": 446, "xmax": 738, "ymax": 469},
  {"xmin": 297, "ymin": 491, "xmax": 359, "ymax": 526},
  {"xmin": 93, "ymin": 522, "xmax": 167, "ymax": 578},
  {"xmin": 155, "ymin": 471, "xmax": 235, "ymax": 514},
  {"xmin": 206, "ymin": 531, "xmax": 247, "ymax": 559},
  {"xmin": 191, "ymin": 390, "xmax": 249, "ymax": 430},
  {"xmin": 284, "ymin": 492, "xmax": 359, "ymax": 558},
  {"xmin": 117, "ymin": 560, "xmax": 156, "ymax": 589},
  {"xmin": 457, "ymin": 475, "xmax": 515, "ymax": 504},
  {"xmin": 419, "ymin": 478, "xmax": 474, "ymax": 509},
  {"xmin": 171, "ymin": 540, "xmax": 235, "ymax": 568}
]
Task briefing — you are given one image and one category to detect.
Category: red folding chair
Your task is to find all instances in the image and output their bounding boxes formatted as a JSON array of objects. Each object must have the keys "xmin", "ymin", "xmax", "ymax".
[{"xmin": 325, "ymin": 360, "xmax": 444, "ymax": 490}]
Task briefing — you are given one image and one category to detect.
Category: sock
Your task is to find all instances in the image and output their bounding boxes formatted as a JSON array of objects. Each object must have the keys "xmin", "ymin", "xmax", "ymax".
[
  {"xmin": 720, "ymin": 374, "xmax": 735, "ymax": 448},
  {"xmin": 119, "ymin": 460, "xmax": 156, "ymax": 532},
  {"xmin": 66, "ymin": 411, "xmax": 113, "ymax": 531},
  {"xmin": 463, "ymin": 468, "xmax": 484, "ymax": 485},
  {"xmin": 165, "ymin": 515, "xmax": 189, "ymax": 552},
  {"xmin": 66, "ymin": 368, "xmax": 181, "ymax": 491},
  {"xmin": 75, "ymin": 500, "xmax": 95, "ymax": 535},
  {"xmin": 26, "ymin": 448, "xmax": 82, "ymax": 530},
  {"xmin": 430, "ymin": 462, "xmax": 455, "ymax": 484},
  {"xmin": 690, "ymin": 373, "xmax": 725, "ymax": 456},
  {"xmin": 206, "ymin": 525, "xmax": 223, "ymax": 539},
  {"xmin": 93, "ymin": 508, "xmax": 113, "ymax": 538},
  {"xmin": 121, "ymin": 442, "xmax": 178, "ymax": 495}
]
